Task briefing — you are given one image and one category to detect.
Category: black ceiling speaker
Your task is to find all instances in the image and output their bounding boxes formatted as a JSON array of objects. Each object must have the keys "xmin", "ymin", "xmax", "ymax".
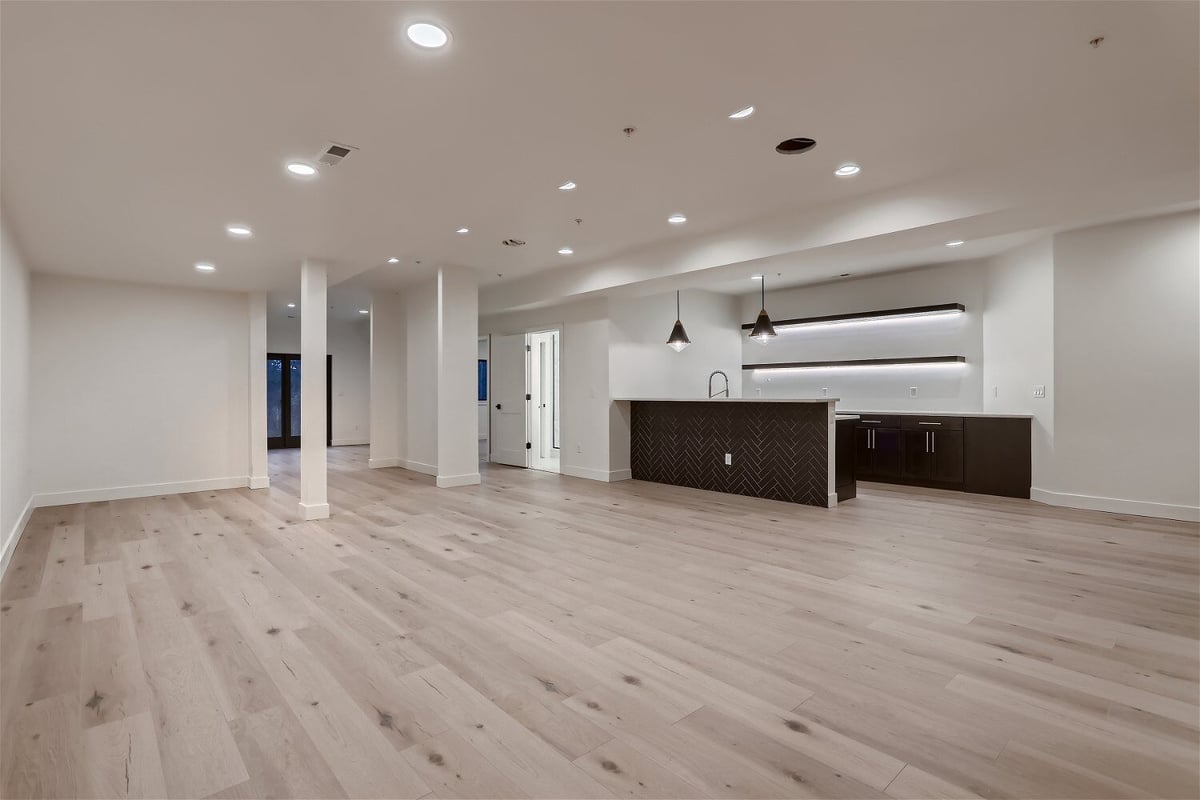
[{"xmin": 776, "ymin": 137, "xmax": 817, "ymax": 154}]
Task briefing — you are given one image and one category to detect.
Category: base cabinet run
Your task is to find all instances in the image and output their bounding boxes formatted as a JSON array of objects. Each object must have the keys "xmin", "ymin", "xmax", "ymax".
[{"xmin": 851, "ymin": 414, "xmax": 1030, "ymax": 498}]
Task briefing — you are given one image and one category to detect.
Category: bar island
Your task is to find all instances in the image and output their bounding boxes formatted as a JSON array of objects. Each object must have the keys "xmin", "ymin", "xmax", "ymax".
[{"xmin": 613, "ymin": 398, "xmax": 851, "ymax": 508}]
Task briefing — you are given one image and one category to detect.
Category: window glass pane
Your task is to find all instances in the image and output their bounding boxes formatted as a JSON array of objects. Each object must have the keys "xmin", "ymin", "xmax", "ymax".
[
  {"xmin": 289, "ymin": 360, "xmax": 302, "ymax": 437},
  {"xmin": 267, "ymin": 358, "xmax": 283, "ymax": 438}
]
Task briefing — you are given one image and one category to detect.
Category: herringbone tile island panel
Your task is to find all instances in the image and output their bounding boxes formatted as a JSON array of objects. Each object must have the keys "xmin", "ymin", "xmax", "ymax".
[
  {"xmin": 1, "ymin": 446, "xmax": 1197, "ymax": 798},
  {"xmin": 631, "ymin": 401, "xmax": 829, "ymax": 505}
]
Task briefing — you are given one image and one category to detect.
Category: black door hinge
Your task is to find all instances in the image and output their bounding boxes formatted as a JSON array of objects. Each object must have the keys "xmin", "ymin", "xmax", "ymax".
[
  {"xmin": 526, "ymin": 442, "xmax": 532, "ymax": 449},
  {"xmin": 526, "ymin": 393, "xmax": 531, "ymax": 400}
]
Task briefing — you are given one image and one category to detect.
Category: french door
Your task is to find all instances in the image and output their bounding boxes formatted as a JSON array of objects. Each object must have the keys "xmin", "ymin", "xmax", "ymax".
[{"xmin": 266, "ymin": 353, "xmax": 332, "ymax": 450}]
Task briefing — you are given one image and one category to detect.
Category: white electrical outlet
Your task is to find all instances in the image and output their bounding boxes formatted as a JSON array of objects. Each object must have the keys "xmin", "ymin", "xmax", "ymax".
[
  {"xmin": 909, "ymin": 386, "xmax": 919, "ymax": 398},
  {"xmin": 821, "ymin": 387, "xmax": 828, "ymax": 397},
  {"xmin": 724, "ymin": 453, "xmax": 732, "ymax": 466},
  {"xmin": 755, "ymin": 387, "xmax": 763, "ymax": 397},
  {"xmin": 1033, "ymin": 385, "xmax": 1046, "ymax": 398}
]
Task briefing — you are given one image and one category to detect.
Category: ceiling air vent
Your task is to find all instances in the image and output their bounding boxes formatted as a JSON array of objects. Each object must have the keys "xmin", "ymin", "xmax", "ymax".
[
  {"xmin": 317, "ymin": 141, "xmax": 358, "ymax": 167},
  {"xmin": 501, "ymin": 238, "xmax": 526, "ymax": 247}
]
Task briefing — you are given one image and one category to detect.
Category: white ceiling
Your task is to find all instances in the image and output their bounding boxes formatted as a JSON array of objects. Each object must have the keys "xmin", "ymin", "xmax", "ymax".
[{"xmin": 2, "ymin": 1, "xmax": 1197, "ymax": 311}]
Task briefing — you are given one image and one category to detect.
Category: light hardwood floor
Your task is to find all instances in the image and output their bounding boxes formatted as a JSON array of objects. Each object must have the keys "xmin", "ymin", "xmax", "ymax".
[{"xmin": 2, "ymin": 446, "xmax": 1197, "ymax": 799}]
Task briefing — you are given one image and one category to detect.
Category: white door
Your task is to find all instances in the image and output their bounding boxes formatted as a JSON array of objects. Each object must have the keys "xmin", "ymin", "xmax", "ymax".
[{"xmin": 489, "ymin": 333, "xmax": 530, "ymax": 467}]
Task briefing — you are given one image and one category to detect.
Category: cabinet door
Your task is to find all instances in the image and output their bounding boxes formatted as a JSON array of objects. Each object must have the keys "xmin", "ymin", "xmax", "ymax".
[
  {"xmin": 902, "ymin": 430, "xmax": 932, "ymax": 480},
  {"xmin": 930, "ymin": 430, "xmax": 965, "ymax": 484},
  {"xmin": 854, "ymin": 426, "xmax": 874, "ymax": 478},
  {"xmin": 873, "ymin": 428, "xmax": 904, "ymax": 479}
]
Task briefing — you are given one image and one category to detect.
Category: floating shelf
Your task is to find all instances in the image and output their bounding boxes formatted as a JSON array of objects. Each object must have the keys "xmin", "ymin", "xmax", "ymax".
[
  {"xmin": 743, "ymin": 356, "xmax": 967, "ymax": 371},
  {"xmin": 740, "ymin": 302, "xmax": 965, "ymax": 331}
]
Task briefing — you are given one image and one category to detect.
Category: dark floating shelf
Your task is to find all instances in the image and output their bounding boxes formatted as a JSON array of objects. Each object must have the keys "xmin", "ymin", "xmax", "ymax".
[
  {"xmin": 740, "ymin": 302, "xmax": 965, "ymax": 331},
  {"xmin": 743, "ymin": 355, "xmax": 967, "ymax": 371}
]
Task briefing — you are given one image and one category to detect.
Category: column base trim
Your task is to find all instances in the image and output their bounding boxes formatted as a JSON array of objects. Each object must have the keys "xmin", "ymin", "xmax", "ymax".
[
  {"xmin": 298, "ymin": 501, "xmax": 331, "ymax": 520},
  {"xmin": 1031, "ymin": 488, "xmax": 1199, "ymax": 522},
  {"xmin": 249, "ymin": 476, "xmax": 270, "ymax": 489},
  {"xmin": 404, "ymin": 460, "xmax": 439, "ymax": 477},
  {"xmin": 368, "ymin": 457, "xmax": 403, "ymax": 469},
  {"xmin": 437, "ymin": 473, "xmax": 482, "ymax": 489}
]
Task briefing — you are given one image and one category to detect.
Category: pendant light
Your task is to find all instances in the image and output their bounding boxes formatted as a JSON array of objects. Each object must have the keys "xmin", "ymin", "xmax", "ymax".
[
  {"xmin": 666, "ymin": 290, "xmax": 692, "ymax": 352},
  {"xmin": 749, "ymin": 276, "xmax": 777, "ymax": 344}
]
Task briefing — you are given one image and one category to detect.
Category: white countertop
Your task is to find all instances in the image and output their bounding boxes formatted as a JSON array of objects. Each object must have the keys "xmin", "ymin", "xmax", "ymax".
[
  {"xmin": 835, "ymin": 414, "xmax": 861, "ymax": 420},
  {"xmin": 614, "ymin": 397, "xmax": 837, "ymax": 403},
  {"xmin": 842, "ymin": 410, "xmax": 1034, "ymax": 418}
]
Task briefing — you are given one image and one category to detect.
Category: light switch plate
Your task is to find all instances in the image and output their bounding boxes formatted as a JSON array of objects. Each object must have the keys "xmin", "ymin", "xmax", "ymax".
[
  {"xmin": 1033, "ymin": 385, "xmax": 1046, "ymax": 398},
  {"xmin": 909, "ymin": 386, "xmax": 919, "ymax": 398}
]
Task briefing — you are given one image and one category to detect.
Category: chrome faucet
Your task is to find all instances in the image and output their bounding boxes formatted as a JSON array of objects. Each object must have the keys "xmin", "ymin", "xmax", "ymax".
[{"xmin": 708, "ymin": 370, "xmax": 729, "ymax": 398}]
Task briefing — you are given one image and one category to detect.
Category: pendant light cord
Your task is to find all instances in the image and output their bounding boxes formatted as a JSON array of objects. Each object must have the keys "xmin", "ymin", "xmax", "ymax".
[{"xmin": 676, "ymin": 289, "xmax": 681, "ymax": 320}]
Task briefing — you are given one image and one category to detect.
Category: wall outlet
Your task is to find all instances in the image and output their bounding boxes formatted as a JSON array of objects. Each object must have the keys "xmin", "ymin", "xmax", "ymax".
[
  {"xmin": 909, "ymin": 386, "xmax": 919, "ymax": 398},
  {"xmin": 755, "ymin": 387, "xmax": 763, "ymax": 397},
  {"xmin": 1033, "ymin": 385, "xmax": 1046, "ymax": 398},
  {"xmin": 724, "ymin": 453, "xmax": 732, "ymax": 466},
  {"xmin": 821, "ymin": 387, "xmax": 829, "ymax": 397}
]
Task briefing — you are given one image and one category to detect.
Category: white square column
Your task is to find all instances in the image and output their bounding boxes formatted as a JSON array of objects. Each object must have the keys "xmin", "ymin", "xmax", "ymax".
[
  {"xmin": 435, "ymin": 266, "xmax": 480, "ymax": 488},
  {"xmin": 248, "ymin": 292, "xmax": 269, "ymax": 489},
  {"xmin": 299, "ymin": 259, "xmax": 329, "ymax": 520}
]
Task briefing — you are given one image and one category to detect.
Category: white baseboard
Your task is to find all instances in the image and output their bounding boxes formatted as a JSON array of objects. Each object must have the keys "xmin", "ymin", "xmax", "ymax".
[
  {"xmin": 561, "ymin": 465, "xmax": 633, "ymax": 483},
  {"xmin": 332, "ymin": 438, "xmax": 369, "ymax": 447},
  {"xmin": 1031, "ymin": 487, "xmax": 1200, "ymax": 523},
  {"xmin": 827, "ymin": 491, "xmax": 839, "ymax": 508},
  {"xmin": 404, "ymin": 460, "xmax": 439, "ymax": 477},
  {"xmin": 249, "ymin": 476, "xmax": 270, "ymax": 489},
  {"xmin": 299, "ymin": 501, "xmax": 330, "ymax": 520},
  {"xmin": 437, "ymin": 473, "xmax": 482, "ymax": 489},
  {"xmin": 32, "ymin": 476, "xmax": 251, "ymax": 508},
  {"xmin": 368, "ymin": 457, "xmax": 402, "ymax": 469},
  {"xmin": 1, "ymin": 495, "xmax": 35, "ymax": 579}
]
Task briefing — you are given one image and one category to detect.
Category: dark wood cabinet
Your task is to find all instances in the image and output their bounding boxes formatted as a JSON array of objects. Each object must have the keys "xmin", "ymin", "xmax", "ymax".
[
  {"xmin": 836, "ymin": 418, "xmax": 857, "ymax": 502},
  {"xmin": 848, "ymin": 413, "xmax": 1028, "ymax": 498}
]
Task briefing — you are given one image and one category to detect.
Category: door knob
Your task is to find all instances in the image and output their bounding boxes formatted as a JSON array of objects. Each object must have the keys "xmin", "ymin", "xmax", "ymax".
[{"xmin": 495, "ymin": 403, "xmax": 501, "ymax": 410}]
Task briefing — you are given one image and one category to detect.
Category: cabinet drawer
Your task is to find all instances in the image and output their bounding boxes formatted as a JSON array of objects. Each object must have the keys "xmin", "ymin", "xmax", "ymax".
[
  {"xmin": 854, "ymin": 414, "xmax": 900, "ymax": 428},
  {"xmin": 901, "ymin": 415, "xmax": 964, "ymax": 431}
]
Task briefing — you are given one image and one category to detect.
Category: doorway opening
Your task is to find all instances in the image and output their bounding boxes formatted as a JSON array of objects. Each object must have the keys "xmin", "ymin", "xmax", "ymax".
[
  {"xmin": 488, "ymin": 328, "xmax": 560, "ymax": 473},
  {"xmin": 528, "ymin": 329, "xmax": 560, "ymax": 473},
  {"xmin": 266, "ymin": 353, "xmax": 332, "ymax": 450}
]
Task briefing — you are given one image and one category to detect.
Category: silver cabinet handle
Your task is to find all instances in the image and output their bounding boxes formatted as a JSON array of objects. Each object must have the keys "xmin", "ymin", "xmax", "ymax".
[
  {"xmin": 861, "ymin": 419, "xmax": 882, "ymax": 423},
  {"xmin": 931, "ymin": 432, "xmax": 936, "ymax": 453},
  {"xmin": 918, "ymin": 421, "xmax": 942, "ymax": 426},
  {"xmin": 925, "ymin": 431, "xmax": 930, "ymax": 453}
]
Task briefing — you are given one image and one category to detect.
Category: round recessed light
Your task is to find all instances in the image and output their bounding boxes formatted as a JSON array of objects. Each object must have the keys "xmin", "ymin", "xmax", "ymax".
[
  {"xmin": 287, "ymin": 303, "xmax": 296, "ymax": 308},
  {"xmin": 558, "ymin": 247, "xmax": 574, "ymax": 255},
  {"xmin": 286, "ymin": 161, "xmax": 318, "ymax": 177},
  {"xmin": 558, "ymin": 180, "xmax": 577, "ymax": 191},
  {"xmin": 194, "ymin": 262, "xmax": 216, "ymax": 273},
  {"xmin": 225, "ymin": 224, "xmax": 253, "ymax": 238},
  {"xmin": 359, "ymin": 309, "xmax": 369, "ymax": 315},
  {"xmin": 387, "ymin": 257, "xmax": 400, "ymax": 263},
  {"xmin": 667, "ymin": 214, "xmax": 688, "ymax": 225},
  {"xmin": 406, "ymin": 22, "xmax": 449, "ymax": 48},
  {"xmin": 456, "ymin": 227, "xmax": 469, "ymax": 234},
  {"xmin": 776, "ymin": 137, "xmax": 817, "ymax": 155},
  {"xmin": 945, "ymin": 240, "xmax": 965, "ymax": 247},
  {"xmin": 834, "ymin": 163, "xmax": 861, "ymax": 177},
  {"xmin": 728, "ymin": 105, "xmax": 755, "ymax": 120}
]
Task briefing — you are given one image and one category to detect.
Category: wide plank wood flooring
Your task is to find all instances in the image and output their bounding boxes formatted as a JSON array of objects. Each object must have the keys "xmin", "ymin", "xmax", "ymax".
[{"xmin": 2, "ymin": 446, "xmax": 1198, "ymax": 798}]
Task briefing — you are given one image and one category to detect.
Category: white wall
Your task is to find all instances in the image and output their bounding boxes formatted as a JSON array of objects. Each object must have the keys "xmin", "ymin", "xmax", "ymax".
[
  {"xmin": 369, "ymin": 291, "xmax": 406, "ymax": 467},
  {"xmin": 1040, "ymin": 211, "xmax": 1199, "ymax": 520},
  {"xmin": 983, "ymin": 239, "xmax": 1055, "ymax": 486},
  {"xmin": 739, "ymin": 262, "xmax": 986, "ymax": 411},
  {"xmin": 1, "ymin": 212, "xmax": 33, "ymax": 572},
  {"xmin": 30, "ymin": 275, "xmax": 251, "ymax": 503},
  {"xmin": 267, "ymin": 315, "xmax": 370, "ymax": 446},
  {"xmin": 610, "ymin": 290, "xmax": 743, "ymax": 399},
  {"xmin": 481, "ymin": 298, "xmax": 625, "ymax": 481},
  {"xmin": 404, "ymin": 278, "xmax": 439, "ymax": 473}
]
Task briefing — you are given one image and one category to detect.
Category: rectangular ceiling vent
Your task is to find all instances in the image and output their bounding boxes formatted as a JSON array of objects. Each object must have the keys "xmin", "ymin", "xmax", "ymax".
[{"xmin": 317, "ymin": 141, "xmax": 358, "ymax": 167}]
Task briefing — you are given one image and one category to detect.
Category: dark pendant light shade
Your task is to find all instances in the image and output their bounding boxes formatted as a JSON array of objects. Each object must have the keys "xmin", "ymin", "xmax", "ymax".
[
  {"xmin": 750, "ymin": 277, "xmax": 777, "ymax": 344},
  {"xmin": 666, "ymin": 290, "xmax": 691, "ymax": 352}
]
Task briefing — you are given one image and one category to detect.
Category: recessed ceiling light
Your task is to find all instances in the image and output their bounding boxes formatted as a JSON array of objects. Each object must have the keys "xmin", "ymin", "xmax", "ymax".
[
  {"xmin": 225, "ymin": 224, "xmax": 252, "ymax": 238},
  {"xmin": 287, "ymin": 303, "xmax": 296, "ymax": 308},
  {"xmin": 359, "ymin": 309, "xmax": 369, "ymax": 315},
  {"xmin": 728, "ymin": 105, "xmax": 755, "ymax": 119},
  {"xmin": 387, "ymin": 257, "xmax": 400, "ymax": 263},
  {"xmin": 194, "ymin": 262, "xmax": 216, "ymax": 273},
  {"xmin": 456, "ymin": 227, "xmax": 469, "ymax": 234},
  {"xmin": 406, "ymin": 22, "xmax": 449, "ymax": 48},
  {"xmin": 751, "ymin": 275, "xmax": 764, "ymax": 280},
  {"xmin": 667, "ymin": 214, "xmax": 688, "ymax": 225},
  {"xmin": 834, "ymin": 163, "xmax": 861, "ymax": 177},
  {"xmin": 945, "ymin": 240, "xmax": 965, "ymax": 247},
  {"xmin": 558, "ymin": 247, "xmax": 574, "ymax": 255},
  {"xmin": 286, "ymin": 161, "xmax": 318, "ymax": 177},
  {"xmin": 558, "ymin": 181, "xmax": 577, "ymax": 191}
]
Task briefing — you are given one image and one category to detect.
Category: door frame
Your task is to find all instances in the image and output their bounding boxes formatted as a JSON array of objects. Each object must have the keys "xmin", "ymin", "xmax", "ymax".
[{"xmin": 267, "ymin": 353, "xmax": 332, "ymax": 450}]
